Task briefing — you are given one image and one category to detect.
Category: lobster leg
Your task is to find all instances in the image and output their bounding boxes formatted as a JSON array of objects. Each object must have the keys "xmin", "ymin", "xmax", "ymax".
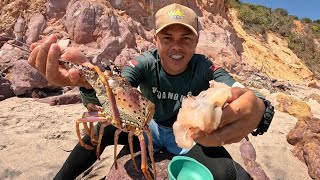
[
  {"xmin": 76, "ymin": 116, "xmax": 105, "ymax": 151},
  {"xmin": 113, "ymin": 129, "xmax": 122, "ymax": 169},
  {"xmin": 128, "ymin": 132, "xmax": 138, "ymax": 171},
  {"xmin": 75, "ymin": 121, "xmax": 94, "ymax": 150},
  {"xmin": 96, "ymin": 122, "xmax": 111, "ymax": 160},
  {"xmin": 145, "ymin": 128, "xmax": 156, "ymax": 179},
  {"xmin": 90, "ymin": 122, "xmax": 98, "ymax": 145},
  {"xmin": 76, "ymin": 112, "xmax": 111, "ymax": 157},
  {"xmin": 138, "ymin": 133, "xmax": 153, "ymax": 180},
  {"xmin": 86, "ymin": 104, "xmax": 102, "ymax": 145},
  {"xmin": 86, "ymin": 103, "xmax": 103, "ymax": 112},
  {"xmin": 81, "ymin": 120, "xmax": 90, "ymax": 136}
]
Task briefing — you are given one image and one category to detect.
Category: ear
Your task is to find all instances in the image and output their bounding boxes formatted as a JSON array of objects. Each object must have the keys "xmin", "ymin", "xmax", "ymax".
[
  {"xmin": 194, "ymin": 35, "xmax": 199, "ymax": 49},
  {"xmin": 153, "ymin": 34, "xmax": 157, "ymax": 44}
]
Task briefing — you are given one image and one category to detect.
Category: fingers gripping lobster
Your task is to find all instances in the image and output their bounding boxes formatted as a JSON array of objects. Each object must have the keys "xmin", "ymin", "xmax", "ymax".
[{"xmin": 61, "ymin": 61, "xmax": 156, "ymax": 180}]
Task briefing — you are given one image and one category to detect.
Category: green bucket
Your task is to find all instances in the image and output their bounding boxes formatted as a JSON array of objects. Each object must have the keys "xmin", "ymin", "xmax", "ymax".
[{"xmin": 168, "ymin": 156, "xmax": 214, "ymax": 180}]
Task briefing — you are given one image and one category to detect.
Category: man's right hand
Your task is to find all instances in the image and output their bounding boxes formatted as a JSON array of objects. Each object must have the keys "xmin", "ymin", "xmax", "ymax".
[{"xmin": 28, "ymin": 34, "xmax": 93, "ymax": 89}]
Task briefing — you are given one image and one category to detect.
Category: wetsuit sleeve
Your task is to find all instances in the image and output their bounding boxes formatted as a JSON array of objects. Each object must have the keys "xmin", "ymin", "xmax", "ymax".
[
  {"xmin": 79, "ymin": 87, "xmax": 101, "ymax": 107},
  {"xmin": 252, "ymin": 90, "xmax": 265, "ymax": 99},
  {"xmin": 210, "ymin": 67, "xmax": 236, "ymax": 87}
]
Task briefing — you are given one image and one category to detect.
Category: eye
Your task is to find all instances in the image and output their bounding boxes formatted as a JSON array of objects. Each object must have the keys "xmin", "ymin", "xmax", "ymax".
[
  {"xmin": 183, "ymin": 36, "xmax": 192, "ymax": 41},
  {"xmin": 163, "ymin": 36, "xmax": 171, "ymax": 40}
]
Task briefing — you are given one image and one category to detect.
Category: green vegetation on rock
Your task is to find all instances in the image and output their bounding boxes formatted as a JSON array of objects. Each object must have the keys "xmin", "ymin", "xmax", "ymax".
[{"xmin": 226, "ymin": 0, "xmax": 320, "ymax": 79}]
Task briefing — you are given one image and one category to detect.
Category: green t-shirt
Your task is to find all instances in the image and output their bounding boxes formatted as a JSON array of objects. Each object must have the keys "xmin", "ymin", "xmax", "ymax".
[{"xmin": 81, "ymin": 48, "xmax": 236, "ymax": 127}]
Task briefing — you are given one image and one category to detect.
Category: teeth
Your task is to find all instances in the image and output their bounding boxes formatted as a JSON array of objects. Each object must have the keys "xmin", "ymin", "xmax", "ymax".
[{"xmin": 170, "ymin": 54, "xmax": 183, "ymax": 60}]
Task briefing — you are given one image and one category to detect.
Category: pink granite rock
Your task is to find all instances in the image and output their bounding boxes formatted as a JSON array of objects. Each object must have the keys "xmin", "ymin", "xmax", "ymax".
[
  {"xmin": 36, "ymin": 93, "xmax": 81, "ymax": 105},
  {"xmin": 240, "ymin": 139, "xmax": 270, "ymax": 180},
  {"xmin": 287, "ymin": 116, "xmax": 320, "ymax": 179},
  {"xmin": 65, "ymin": 1, "xmax": 103, "ymax": 44},
  {"xmin": 9, "ymin": 60, "xmax": 58, "ymax": 95},
  {"xmin": 106, "ymin": 146, "xmax": 172, "ymax": 180},
  {"xmin": 46, "ymin": 0, "xmax": 71, "ymax": 18},
  {"xmin": 26, "ymin": 14, "xmax": 47, "ymax": 45},
  {"xmin": 0, "ymin": 76, "xmax": 14, "ymax": 101}
]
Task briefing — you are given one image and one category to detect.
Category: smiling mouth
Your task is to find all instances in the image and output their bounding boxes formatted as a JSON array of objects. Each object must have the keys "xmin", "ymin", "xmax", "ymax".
[{"xmin": 169, "ymin": 54, "xmax": 184, "ymax": 60}]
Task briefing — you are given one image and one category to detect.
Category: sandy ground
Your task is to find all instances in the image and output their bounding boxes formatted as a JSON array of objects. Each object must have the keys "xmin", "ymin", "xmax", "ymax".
[
  {"xmin": 0, "ymin": 97, "xmax": 108, "ymax": 180},
  {"xmin": 0, "ymin": 96, "xmax": 315, "ymax": 180}
]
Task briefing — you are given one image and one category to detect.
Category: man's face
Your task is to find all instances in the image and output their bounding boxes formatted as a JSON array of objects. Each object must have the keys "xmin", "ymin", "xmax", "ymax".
[{"xmin": 154, "ymin": 24, "xmax": 198, "ymax": 75}]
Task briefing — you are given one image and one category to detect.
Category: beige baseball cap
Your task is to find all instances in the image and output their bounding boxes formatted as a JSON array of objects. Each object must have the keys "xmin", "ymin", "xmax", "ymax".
[{"xmin": 155, "ymin": 3, "xmax": 198, "ymax": 36}]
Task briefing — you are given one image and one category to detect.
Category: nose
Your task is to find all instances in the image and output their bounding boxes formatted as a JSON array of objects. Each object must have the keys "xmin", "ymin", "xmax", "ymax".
[{"xmin": 170, "ymin": 40, "xmax": 182, "ymax": 51}]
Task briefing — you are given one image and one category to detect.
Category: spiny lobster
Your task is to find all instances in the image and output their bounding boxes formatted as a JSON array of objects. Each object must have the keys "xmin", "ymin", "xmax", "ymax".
[{"xmin": 1, "ymin": 36, "xmax": 156, "ymax": 180}]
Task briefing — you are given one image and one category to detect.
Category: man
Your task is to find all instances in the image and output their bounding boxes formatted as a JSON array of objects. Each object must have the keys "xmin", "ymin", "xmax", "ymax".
[{"xmin": 28, "ymin": 3, "xmax": 273, "ymax": 180}]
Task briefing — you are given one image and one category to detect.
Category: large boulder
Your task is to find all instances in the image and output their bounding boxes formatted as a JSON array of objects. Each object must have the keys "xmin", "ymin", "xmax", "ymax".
[
  {"xmin": 276, "ymin": 93, "xmax": 312, "ymax": 118},
  {"xmin": 8, "ymin": 60, "xmax": 58, "ymax": 96},
  {"xmin": 13, "ymin": 15, "xmax": 26, "ymax": 41},
  {"xmin": 197, "ymin": 15, "xmax": 244, "ymax": 71},
  {"xmin": 114, "ymin": 47, "xmax": 141, "ymax": 68},
  {"xmin": 106, "ymin": 146, "xmax": 173, "ymax": 180},
  {"xmin": 36, "ymin": 88, "xmax": 82, "ymax": 105},
  {"xmin": 0, "ymin": 76, "xmax": 14, "ymax": 101},
  {"xmin": 65, "ymin": 0, "xmax": 104, "ymax": 44},
  {"xmin": 303, "ymin": 141, "xmax": 320, "ymax": 179},
  {"xmin": 46, "ymin": 0, "xmax": 71, "ymax": 18},
  {"xmin": 287, "ymin": 116, "xmax": 320, "ymax": 179},
  {"xmin": 0, "ymin": 43, "xmax": 29, "ymax": 65},
  {"xmin": 26, "ymin": 13, "xmax": 47, "ymax": 45},
  {"xmin": 96, "ymin": 13, "xmax": 152, "ymax": 65},
  {"xmin": 36, "ymin": 93, "xmax": 81, "ymax": 105}
]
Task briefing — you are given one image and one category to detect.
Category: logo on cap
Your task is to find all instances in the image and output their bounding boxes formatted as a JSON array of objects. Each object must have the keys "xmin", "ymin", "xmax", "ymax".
[{"xmin": 167, "ymin": 9, "xmax": 184, "ymax": 20}]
